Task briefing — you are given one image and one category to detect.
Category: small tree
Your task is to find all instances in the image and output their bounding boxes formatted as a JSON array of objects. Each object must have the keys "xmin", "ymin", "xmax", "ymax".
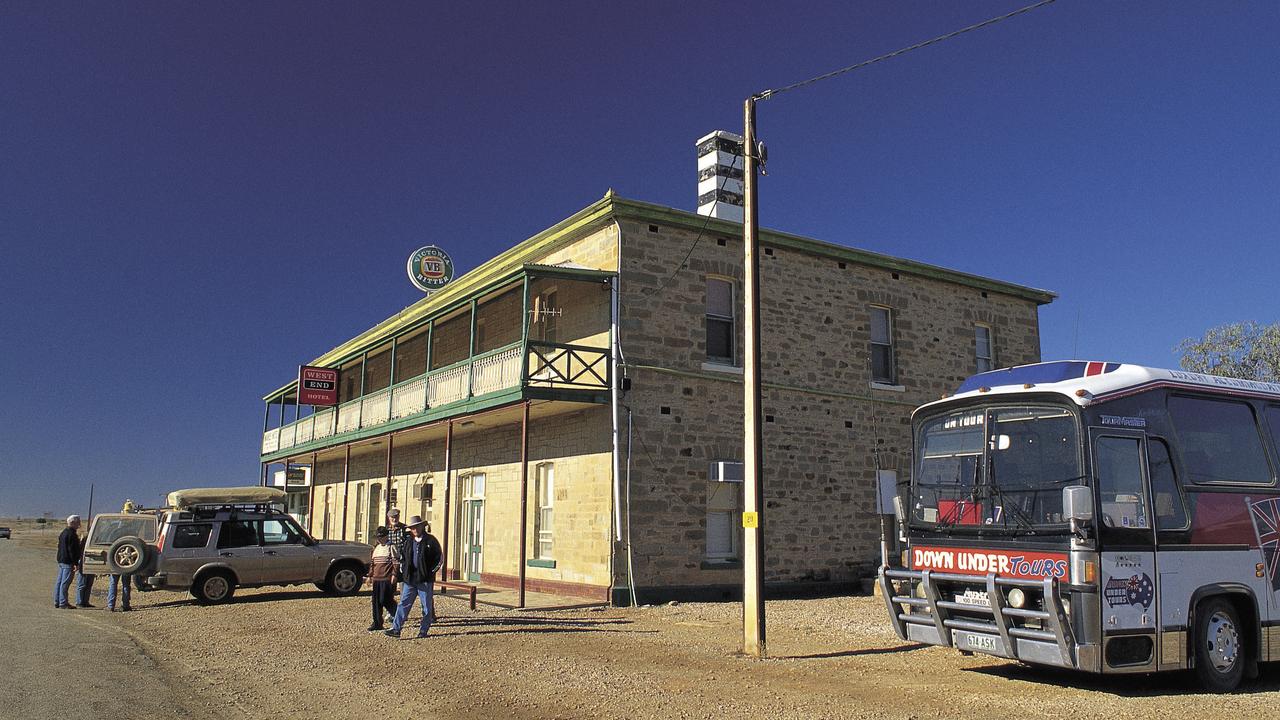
[{"xmin": 1176, "ymin": 321, "xmax": 1280, "ymax": 381}]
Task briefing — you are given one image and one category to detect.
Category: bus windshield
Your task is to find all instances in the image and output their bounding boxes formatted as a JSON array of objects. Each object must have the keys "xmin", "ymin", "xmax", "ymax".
[{"xmin": 911, "ymin": 404, "xmax": 1082, "ymax": 535}]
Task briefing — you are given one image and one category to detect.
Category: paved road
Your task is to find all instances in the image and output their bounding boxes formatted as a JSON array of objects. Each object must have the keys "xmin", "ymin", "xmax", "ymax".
[{"xmin": 0, "ymin": 538, "xmax": 234, "ymax": 720}]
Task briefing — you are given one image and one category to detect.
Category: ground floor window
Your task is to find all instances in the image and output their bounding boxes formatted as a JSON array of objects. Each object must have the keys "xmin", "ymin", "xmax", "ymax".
[
  {"xmin": 411, "ymin": 476, "xmax": 434, "ymax": 525},
  {"xmin": 706, "ymin": 461, "xmax": 743, "ymax": 560},
  {"xmin": 534, "ymin": 462, "xmax": 554, "ymax": 559}
]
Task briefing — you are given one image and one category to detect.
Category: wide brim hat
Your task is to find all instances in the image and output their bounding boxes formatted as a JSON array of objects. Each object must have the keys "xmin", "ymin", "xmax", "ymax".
[{"xmin": 406, "ymin": 515, "xmax": 428, "ymax": 528}]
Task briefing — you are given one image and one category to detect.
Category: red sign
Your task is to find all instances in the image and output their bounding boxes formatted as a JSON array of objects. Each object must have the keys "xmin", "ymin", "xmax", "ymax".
[
  {"xmin": 298, "ymin": 366, "xmax": 338, "ymax": 406},
  {"xmin": 910, "ymin": 545, "xmax": 1068, "ymax": 580}
]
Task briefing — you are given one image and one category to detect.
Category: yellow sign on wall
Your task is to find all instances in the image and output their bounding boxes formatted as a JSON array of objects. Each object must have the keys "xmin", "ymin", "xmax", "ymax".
[{"xmin": 742, "ymin": 511, "xmax": 759, "ymax": 529}]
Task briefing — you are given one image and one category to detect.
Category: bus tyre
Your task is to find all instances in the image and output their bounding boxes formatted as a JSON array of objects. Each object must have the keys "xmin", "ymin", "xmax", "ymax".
[
  {"xmin": 1194, "ymin": 597, "xmax": 1244, "ymax": 692},
  {"xmin": 193, "ymin": 570, "xmax": 236, "ymax": 605}
]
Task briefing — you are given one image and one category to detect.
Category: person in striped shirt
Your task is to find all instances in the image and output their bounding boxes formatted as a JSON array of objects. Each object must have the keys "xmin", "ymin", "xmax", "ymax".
[{"xmin": 366, "ymin": 526, "xmax": 399, "ymax": 632}]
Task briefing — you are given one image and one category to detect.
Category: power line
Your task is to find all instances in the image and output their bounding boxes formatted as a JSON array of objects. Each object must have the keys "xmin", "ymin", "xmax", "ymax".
[
  {"xmin": 645, "ymin": 0, "xmax": 1054, "ymax": 297},
  {"xmin": 756, "ymin": 0, "xmax": 1058, "ymax": 101},
  {"xmin": 645, "ymin": 166, "xmax": 739, "ymax": 296}
]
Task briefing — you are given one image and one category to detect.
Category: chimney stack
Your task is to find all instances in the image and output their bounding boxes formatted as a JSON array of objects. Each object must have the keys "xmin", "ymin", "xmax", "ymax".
[{"xmin": 696, "ymin": 130, "xmax": 745, "ymax": 223}]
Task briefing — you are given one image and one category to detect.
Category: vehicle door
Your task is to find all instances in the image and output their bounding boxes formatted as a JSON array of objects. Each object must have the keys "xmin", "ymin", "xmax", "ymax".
[
  {"xmin": 260, "ymin": 517, "xmax": 318, "ymax": 584},
  {"xmin": 82, "ymin": 515, "xmax": 158, "ymax": 575},
  {"xmin": 214, "ymin": 519, "xmax": 264, "ymax": 584},
  {"xmin": 1091, "ymin": 427, "xmax": 1159, "ymax": 672},
  {"xmin": 162, "ymin": 522, "xmax": 215, "ymax": 583}
]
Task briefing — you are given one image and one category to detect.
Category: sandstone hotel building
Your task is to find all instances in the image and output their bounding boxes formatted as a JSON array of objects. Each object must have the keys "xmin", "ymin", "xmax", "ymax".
[{"xmin": 258, "ymin": 136, "xmax": 1054, "ymax": 604}]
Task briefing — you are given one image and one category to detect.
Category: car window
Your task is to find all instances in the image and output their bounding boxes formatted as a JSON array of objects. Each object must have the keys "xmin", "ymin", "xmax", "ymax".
[
  {"xmin": 170, "ymin": 523, "xmax": 213, "ymax": 549},
  {"xmin": 262, "ymin": 519, "xmax": 304, "ymax": 545},
  {"xmin": 90, "ymin": 517, "xmax": 157, "ymax": 545},
  {"xmin": 216, "ymin": 520, "xmax": 259, "ymax": 549}
]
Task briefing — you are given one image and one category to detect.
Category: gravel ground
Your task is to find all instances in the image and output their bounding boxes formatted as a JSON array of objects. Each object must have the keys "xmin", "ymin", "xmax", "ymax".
[{"xmin": 9, "ymin": 519, "xmax": 1280, "ymax": 719}]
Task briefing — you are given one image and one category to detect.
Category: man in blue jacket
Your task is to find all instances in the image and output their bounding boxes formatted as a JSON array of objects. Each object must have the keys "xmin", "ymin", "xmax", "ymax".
[
  {"xmin": 385, "ymin": 515, "xmax": 442, "ymax": 639},
  {"xmin": 53, "ymin": 515, "xmax": 82, "ymax": 609}
]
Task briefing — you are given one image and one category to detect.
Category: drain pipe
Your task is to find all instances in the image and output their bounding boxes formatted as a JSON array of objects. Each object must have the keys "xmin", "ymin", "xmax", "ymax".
[
  {"xmin": 610, "ymin": 276, "xmax": 624, "ymax": 545},
  {"xmin": 625, "ymin": 405, "xmax": 638, "ymax": 607}
]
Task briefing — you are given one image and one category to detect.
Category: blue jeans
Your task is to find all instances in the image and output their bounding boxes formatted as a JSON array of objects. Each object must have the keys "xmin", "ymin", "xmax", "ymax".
[
  {"xmin": 107, "ymin": 574, "xmax": 131, "ymax": 609},
  {"xmin": 53, "ymin": 564, "xmax": 75, "ymax": 607},
  {"xmin": 391, "ymin": 580, "xmax": 434, "ymax": 637},
  {"xmin": 76, "ymin": 571, "xmax": 95, "ymax": 605}
]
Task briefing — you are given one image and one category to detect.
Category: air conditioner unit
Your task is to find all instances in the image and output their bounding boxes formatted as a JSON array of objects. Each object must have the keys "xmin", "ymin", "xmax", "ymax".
[{"xmin": 710, "ymin": 461, "xmax": 744, "ymax": 483}]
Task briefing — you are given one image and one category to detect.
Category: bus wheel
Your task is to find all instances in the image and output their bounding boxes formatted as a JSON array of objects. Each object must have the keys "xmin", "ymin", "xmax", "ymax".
[{"xmin": 1194, "ymin": 597, "xmax": 1244, "ymax": 692}]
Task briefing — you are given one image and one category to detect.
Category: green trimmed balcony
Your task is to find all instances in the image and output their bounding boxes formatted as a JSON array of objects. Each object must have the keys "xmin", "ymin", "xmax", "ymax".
[{"xmin": 260, "ymin": 265, "xmax": 613, "ymax": 463}]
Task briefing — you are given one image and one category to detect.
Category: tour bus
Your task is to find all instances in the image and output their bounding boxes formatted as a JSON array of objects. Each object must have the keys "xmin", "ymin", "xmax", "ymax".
[{"xmin": 879, "ymin": 360, "xmax": 1280, "ymax": 691}]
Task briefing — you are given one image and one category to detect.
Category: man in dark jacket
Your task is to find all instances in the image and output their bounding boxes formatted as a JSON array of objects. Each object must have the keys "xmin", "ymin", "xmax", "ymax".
[
  {"xmin": 385, "ymin": 515, "xmax": 441, "ymax": 639},
  {"xmin": 53, "ymin": 515, "xmax": 82, "ymax": 609}
]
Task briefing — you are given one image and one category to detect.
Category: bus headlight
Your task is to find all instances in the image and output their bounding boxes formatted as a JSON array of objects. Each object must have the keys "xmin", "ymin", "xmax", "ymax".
[{"xmin": 1007, "ymin": 587, "xmax": 1027, "ymax": 609}]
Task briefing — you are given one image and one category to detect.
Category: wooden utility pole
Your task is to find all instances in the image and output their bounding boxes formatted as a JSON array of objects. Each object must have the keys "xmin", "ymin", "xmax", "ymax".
[{"xmin": 741, "ymin": 95, "xmax": 766, "ymax": 658}]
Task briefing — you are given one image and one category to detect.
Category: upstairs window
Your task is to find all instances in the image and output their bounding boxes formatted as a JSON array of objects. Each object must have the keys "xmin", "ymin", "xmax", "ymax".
[
  {"xmin": 706, "ymin": 277, "xmax": 735, "ymax": 365},
  {"xmin": 870, "ymin": 306, "xmax": 896, "ymax": 384},
  {"xmin": 532, "ymin": 290, "xmax": 559, "ymax": 343},
  {"xmin": 975, "ymin": 325, "xmax": 994, "ymax": 373}
]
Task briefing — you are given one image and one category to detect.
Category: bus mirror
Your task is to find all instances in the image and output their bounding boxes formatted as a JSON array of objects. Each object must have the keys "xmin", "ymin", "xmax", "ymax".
[{"xmin": 1063, "ymin": 486, "xmax": 1093, "ymax": 522}]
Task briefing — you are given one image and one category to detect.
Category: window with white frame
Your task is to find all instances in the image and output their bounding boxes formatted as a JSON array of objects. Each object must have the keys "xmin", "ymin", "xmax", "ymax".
[
  {"xmin": 975, "ymin": 325, "xmax": 994, "ymax": 373},
  {"xmin": 533, "ymin": 290, "xmax": 559, "ymax": 343},
  {"xmin": 534, "ymin": 463, "xmax": 554, "ymax": 559},
  {"xmin": 869, "ymin": 306, "xmax": 896, "ymax": 384},
  {"xmin": 706, "ymin": 277, "xmax": 735, "ymax": 365},
  {"xmin": 706, "ymin": 461, "xmax": 743, "ymax": 560}
]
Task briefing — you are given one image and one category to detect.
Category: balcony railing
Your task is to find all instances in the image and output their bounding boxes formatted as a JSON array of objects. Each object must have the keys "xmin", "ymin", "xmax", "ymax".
[{"xmin": 263, "ymin": 341, "xmax": 605, "ymax": 455}]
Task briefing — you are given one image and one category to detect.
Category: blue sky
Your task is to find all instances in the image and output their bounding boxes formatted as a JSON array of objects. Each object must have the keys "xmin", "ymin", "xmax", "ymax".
[{"xmin": 1, "ymin": 1, "xmax": 1277, "ymax": 516}]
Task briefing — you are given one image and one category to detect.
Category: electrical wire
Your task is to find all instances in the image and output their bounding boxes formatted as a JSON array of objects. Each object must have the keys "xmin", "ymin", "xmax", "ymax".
[
  {"xmin": 645, "ymin": 148, "xmax": 744, "ymax": 296},
  {"xmin": 646, "ymin": 1, "xmax": 1056, "ymax": 299},
  {"xmin": 756, "ymin": 0, "xmax": 1058, "ymax": 100}
]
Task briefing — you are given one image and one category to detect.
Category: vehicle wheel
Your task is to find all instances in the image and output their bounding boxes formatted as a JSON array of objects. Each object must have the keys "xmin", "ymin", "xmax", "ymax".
[
  {"xmin": 193, "ymin": 571, "xmax": 236, "ymax": 605},
  {"xmin": 1194, "ymin": 597, "xmax": 1245, "ymax": 692},
  {"xmin": 107, "ymin": 536, "xmax": 149, "ymax": 574},
  {"xmin": 324, "ymin": 564, "xmax": 363, "ymax": 596}
]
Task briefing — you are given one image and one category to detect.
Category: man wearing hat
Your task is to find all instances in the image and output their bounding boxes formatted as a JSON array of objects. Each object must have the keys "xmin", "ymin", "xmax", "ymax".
[
  {"xmin": 385, "ymin": 515, "xmax": 442, "ymax": 639},
  {"xmin": 385, "ymin": 508, "xmax": 407, "ymax": 561},
  {"xmin": 53, "ymin": 515, "xmax": 82, "ymax": 609}
]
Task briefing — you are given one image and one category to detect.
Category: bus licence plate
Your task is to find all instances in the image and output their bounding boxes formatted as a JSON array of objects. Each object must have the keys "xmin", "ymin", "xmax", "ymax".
[{"xmin": 958, "ymin": 632, "xmax": 1000, "ymax": 653}]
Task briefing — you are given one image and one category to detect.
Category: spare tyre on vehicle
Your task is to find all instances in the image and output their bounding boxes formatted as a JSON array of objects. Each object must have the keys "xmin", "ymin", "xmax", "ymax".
[{"xmin": 107, "ymin": 536, "xmax": 150, "ymax": 574}]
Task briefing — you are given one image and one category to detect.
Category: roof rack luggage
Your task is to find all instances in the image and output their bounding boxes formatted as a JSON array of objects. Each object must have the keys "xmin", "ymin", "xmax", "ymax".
[{"xmin": 166, "ymin": 486, "xmax": 287, "ymax": 510}]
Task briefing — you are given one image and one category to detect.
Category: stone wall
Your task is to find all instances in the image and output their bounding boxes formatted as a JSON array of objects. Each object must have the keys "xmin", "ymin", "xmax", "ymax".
[
  {"xmin": 613, "ymin": 218, "xmax": 1043, "ymax": 596},
  {"xmin": 304, "ymin": 405, "xmax": 614, "ymax": 595}
]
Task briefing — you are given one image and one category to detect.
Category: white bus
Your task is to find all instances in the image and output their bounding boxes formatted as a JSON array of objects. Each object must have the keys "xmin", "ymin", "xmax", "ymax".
[{"xmin": 880, "ymin": 361, "xmax": 1280, "ymax": 691}]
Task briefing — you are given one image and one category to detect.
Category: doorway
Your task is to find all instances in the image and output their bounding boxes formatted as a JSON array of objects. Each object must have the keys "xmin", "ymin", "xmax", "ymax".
[
  {"xmin": 368, "ymin": 482, "xmax": 383, "ymax": 545},
  {"xmin": 457, "ymin": 473, "xmax": 486, "ymax": 581}
]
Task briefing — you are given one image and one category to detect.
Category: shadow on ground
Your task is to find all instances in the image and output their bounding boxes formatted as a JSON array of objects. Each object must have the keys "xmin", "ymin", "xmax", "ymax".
[
  {"xmin": 774, "ymin": 642, "xmax": 930, "ymax": 660},
  {"xmin": 966, "ymin": 660, "xmax": 1280, "ymax": 697}
]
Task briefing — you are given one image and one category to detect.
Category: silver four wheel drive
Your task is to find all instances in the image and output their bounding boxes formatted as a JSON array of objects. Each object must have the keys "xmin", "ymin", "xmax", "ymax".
[{"xmin": 81, "ymin": 489, "xmax": 370, "ymax": 604}]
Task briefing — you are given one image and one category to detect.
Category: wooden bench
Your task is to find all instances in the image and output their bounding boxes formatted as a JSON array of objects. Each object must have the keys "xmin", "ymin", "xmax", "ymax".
[{"xmin": 434, "ymin": 580, "xmax": 477, "ymax": 611}]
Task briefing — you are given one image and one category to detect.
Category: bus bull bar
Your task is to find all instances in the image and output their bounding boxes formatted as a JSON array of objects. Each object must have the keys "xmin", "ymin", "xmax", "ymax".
[{"xmin": 879, "ymin": 567, "xmax": 1080, "ymax": 669}]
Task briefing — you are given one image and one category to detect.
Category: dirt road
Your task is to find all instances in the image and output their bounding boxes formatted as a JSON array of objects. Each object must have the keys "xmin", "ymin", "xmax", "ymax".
[
  {"xmin": 0, "ymin": 535, "xmax": 244, "ymax": 720},
  {"xmin": 6, "ymin": 528, "xmax": 1280, "ymax": 719}
]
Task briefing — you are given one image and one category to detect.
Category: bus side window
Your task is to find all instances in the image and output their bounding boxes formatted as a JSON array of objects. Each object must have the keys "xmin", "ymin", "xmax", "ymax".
[{"xmin": 1148, "ymin": 438, "xmax": 1189, "ymax": 531}]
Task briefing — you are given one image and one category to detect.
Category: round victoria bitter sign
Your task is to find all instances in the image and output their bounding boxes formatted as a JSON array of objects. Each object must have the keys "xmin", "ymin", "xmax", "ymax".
[{"xmin": 407, "ymin": 245, "xmax": 455, "ymax": 293}]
